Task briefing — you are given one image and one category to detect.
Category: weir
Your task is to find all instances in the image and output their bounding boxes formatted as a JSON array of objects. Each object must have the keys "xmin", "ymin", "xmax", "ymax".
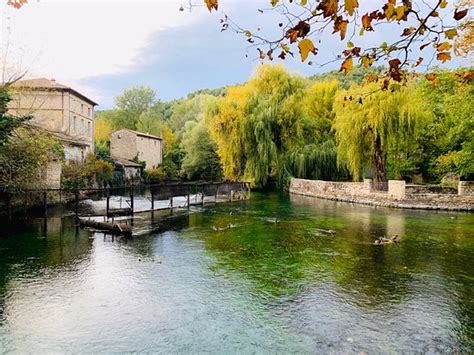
[{"xmin": 0, "ymin": 182, "xmax": 251, "ymax": 235}]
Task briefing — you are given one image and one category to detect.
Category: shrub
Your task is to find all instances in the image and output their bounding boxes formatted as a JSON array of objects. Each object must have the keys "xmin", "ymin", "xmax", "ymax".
[
  {"xmin": 143, "ymin": 167, "xmax": 166, "ymax": 184},
  {"xmin": 61, "ymin": 154, "xmax": 114, "ymax": 190}
]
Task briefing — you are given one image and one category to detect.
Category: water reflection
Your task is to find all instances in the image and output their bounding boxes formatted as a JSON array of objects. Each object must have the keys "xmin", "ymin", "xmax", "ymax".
[{"xmin": 0, "ymin": 193, "xmax": 472, "ymax": 352}]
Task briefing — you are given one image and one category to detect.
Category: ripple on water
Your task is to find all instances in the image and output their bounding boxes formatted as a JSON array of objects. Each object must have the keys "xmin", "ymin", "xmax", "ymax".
[{"xmin": 0, "ymin": 192, "xmax": 473, "ymax": 353}]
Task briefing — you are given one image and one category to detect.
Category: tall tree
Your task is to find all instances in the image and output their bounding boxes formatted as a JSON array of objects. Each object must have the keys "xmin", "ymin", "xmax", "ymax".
[
  {"xmin": 417, "ymin": 70, "xmax": 474, "ymax": 180},
  {"xmin": 110, "ymin": 86, "xmax": 157, "ymax": 130},
  {"xmin": 0, "ymin": 85, "xmax": 31, "ymax": 146},
  {"xmin": 333, "ymin": 82, "xmax": 431, "ymax": 183},
  {"xmin": 181, "ymin": 119, "xmax": 222, "ymax": 181}
]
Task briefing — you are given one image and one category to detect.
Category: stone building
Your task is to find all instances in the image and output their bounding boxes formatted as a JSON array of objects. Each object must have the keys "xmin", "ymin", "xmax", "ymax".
[
  {"xmin": 9, "ymin": 78, "xmax": 97, "ymax": 162},
  {"xmin": 114, "ymin": 157, "xmax": 142, "ymax": 182},
  {"xmin": 110, "ymin": 129, "xmax": 163, "ymax": 169}
]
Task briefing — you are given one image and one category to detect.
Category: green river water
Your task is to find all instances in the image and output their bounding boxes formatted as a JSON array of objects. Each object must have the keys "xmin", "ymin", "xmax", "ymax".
[{"xmin": 0, "ymin": 192, "xmax": 473, "ymax": 353}]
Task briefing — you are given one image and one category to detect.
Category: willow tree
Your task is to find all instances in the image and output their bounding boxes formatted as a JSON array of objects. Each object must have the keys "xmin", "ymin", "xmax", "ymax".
[
  {"xmin": 278, "ymin": 80, "xmax": 346, "ymax": 186},
  {"xmin": 333, "ymin": 82, "xmax": 431, "ymax": 183},
  {"xmin": 242, "ymin": 64, "xmax": 307, "ymax": 186},
  {"xmin": 208, "ymin": 84, "xmax": 251, "ymax": 181}
]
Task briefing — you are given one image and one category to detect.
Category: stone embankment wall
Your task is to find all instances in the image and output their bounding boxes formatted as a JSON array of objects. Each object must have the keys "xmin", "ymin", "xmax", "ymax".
[{"xmin": 289, "ymin": 179, "xmax": 474, "ymax": 211}]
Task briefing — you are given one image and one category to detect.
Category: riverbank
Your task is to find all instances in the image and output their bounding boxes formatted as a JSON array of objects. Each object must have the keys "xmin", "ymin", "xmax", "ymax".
[{"xmin": 289, "ymin": 178, "xmax": 474, "ymax": 211}]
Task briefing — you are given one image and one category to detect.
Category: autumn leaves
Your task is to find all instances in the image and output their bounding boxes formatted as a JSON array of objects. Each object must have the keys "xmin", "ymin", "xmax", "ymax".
[{"xmin": 203, "ymin": 0, "xmax": 471, "ymax": 91}]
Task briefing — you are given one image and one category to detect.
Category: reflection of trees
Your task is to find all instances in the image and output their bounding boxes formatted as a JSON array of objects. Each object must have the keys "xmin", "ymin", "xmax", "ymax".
[
  {"xmin": 0, "ymin": 216, "xmax": 93, "ymax": 292},
  {"xmin": 0, "ymin": 215, "xmax": 93, "ymax": 323}
]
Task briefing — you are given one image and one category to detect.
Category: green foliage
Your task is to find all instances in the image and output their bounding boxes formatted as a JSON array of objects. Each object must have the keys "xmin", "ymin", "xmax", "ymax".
[
  {"xmin": 310, "ymin": 66, "xmax": 384, "ymax": 89},
  {"xmin": 143, "ymin": 167, "xmax": 166, "ymax": 184},
  {"xmin": 162, "ymin": 145, "xmax": 185, "ymax": 180},
  {"xmin": 94, "ymin": 143, "xmax": 113, "ymax": 163},
  {"xmin": 96, "ymin": 66, "xmax": 473, "ymax": 188},
  {"xmin": 181, "ymin": 119, "xmax": 222, "ymax": 181},
  {"xmin": 61, "ymin": 154, "xmax": 114, "ymax": 190},
  {"xmin": 0, "ymin": 85, "xmax": 31, "ymax": 146},
  {"xmin": 209, "ymin": 64, "xmax": 344, "ymax": 188},
  {"xmin": 97, "ymin": 86, "xmax": 157, "ymax": 130},
  {"xmin": 169, "ymin": 94, "xmax": 217, "ymax": 138},
  {"xmin": 333, "ymin": 82, "xmax": 431, "ymax": 182},
  {"xmin": 187, "ymin": 87, "xmax": 225, "ymax": 99},
  {"xmin": 0, "ymin": 129, "xmax": 64, "ymax": 191},
  {"xmin": 417, "ymin": 70, "xmax": 474, "ymax": 180},
  {"xmin": 278, "ymin": 141, "xmax": 348, "ymax": 188}
]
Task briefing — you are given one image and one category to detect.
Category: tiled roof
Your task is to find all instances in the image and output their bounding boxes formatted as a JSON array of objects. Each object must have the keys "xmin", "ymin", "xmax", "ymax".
[
  {"xmin": 112, "ymin": 128, "xmax": 162, "ymax": 140},
  {"xmin": 12, "ymin": 78, "xmax": 98, "ymax": 106}
]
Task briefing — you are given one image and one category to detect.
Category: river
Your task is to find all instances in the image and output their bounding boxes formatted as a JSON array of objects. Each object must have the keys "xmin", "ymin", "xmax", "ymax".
[{"xmin": 0, "ymin": 192, "xmax": 472, "ymax": 353}]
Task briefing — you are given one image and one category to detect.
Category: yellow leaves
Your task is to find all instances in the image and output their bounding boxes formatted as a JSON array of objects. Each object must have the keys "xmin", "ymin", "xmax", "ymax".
[
  {"xmin": 361, "ymin": 14, "xmax": 373, "ymax": 31},
  {"xmin": 437, "ymin": 51, "xmax": 452, "ymax": 62},
  {"xmin": 384, "ymin": 3, "xmax": 408, "ymax": 21},
  {"xmin": 444, "ymin": 29, "xmax": 458, "ymax": 39},
  {"xmin": 437, "ymin": 41, "xmax": 452, "ymax": 52},
  {"xmin": 340, "ymin": 56, "xmax": 353, "ymax": 74},
  {"xmin": 271, "ymin": 0, "xmax": 279, "ymax": 6},
  {"xmin": 298, "ymin": 38, "xmax": 316, "ymax": 62},
  {"xmin": 384, "ymin": 3, "xmax": 395, "ymax": 19},
  {"xmin": 440, "ymin": 0, "xmax": 448, "ymax": 8},
  {"xmin": 363, "ymin": 73, "xmax": 378, "ymax": 84},
  {"xmin": 360, "ymin": 55, "xmax": 374, "ymax": 67},
  {"xmin": 94, "ymin": 118, "xmax": 113, "ymax": 143},
  {"xmin": 425, "ymin": 73, "xmax": 437, "ymax": 86},
  {"xmin": 300, "ymin": 0, "xmax": 308, "ymax": 6},
  {"xmin": 344, "ymin": 0, "xmax": 358, "ymax": 16},
  {"xmin": 204, "ymin": 0, "xmax": 218, "ymax": 12}
]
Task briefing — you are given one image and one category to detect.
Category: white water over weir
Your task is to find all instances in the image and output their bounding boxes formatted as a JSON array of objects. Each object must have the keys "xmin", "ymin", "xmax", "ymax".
[{"xmin": 79, "ymin": 182, "xmax": 251, "ymax": 218}]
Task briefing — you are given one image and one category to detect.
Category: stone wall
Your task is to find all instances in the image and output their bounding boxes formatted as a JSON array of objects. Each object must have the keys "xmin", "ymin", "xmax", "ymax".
[
  {"xmin": 110, "ymin": 130, "xmax": 137, "ymax": 162},
  {"xmin": 110, "ymin": 129, "xmax": 162, "ymax": 169},
  {"xmin": 44, "ymin": 161, "xmax": 62, "ymax": 189},
  {"xmin": 136, "ymin": 135, "xmax": 162, "ymax": 168},
  {"xmin": 289, "ymin": 179, "xmax": 371, "ymax": 200},
  {"xmin": 388, "ymin": 180, "xmax": 405, "ymax": 199},
  {"xmin": 9, "ymin": 90, "xmax": 95, "ymax": 150},
  {"xmin": 458, "ymin": 181, "xmax": 474, "ymax": 196},
  {"xmin": 290, "ymin": 178, "xmax": 474, "ymax": 211}
]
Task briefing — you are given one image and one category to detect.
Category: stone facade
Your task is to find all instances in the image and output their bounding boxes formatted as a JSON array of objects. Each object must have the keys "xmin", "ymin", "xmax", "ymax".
[
  {"xmin": 388, "ymin": 180, "xmax": 406, "ymax": 199},
  {"xmin": 110, "ymin": 129, "xmax": 162, "ymax": 169},
  {"xmin": 458, "ymin": 181, "xmax": 474, "ymax": 196},
  {"xmin": 43, "ymin": 161, "xmax": 62, "ymax": 189},
  {"xmin": 9, "ymin": 78, "xmax": 97, "ymax": 162},
  {"xmin": 290, "ymin": 178, "xmax": 474, "ymax": 211}
]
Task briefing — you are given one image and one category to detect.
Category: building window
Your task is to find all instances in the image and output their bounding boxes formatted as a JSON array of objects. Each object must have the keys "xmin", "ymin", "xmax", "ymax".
[
  {"xmin": 81, "ymin": 119, "xmax": 84, "ymax": 133},
  {"xmin": 81, "ymin": 104, "xmax": 84, "ymax": 114},
  {"xmin": 88, "ymin": 121, "xmax": 91, "ymax": 136},
  {"xmin": 72, "ymin": 116, "xmax": 77, "ymax": 133},
  {"xmin": 88, "ymin": 107, "xmax": 91, "ymax": 117}
]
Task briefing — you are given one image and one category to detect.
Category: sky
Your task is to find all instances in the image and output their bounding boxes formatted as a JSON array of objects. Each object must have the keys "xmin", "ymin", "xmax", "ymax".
[{"xmin": 2, "ymin": 0, "xmax": 471, "ymax": 109}]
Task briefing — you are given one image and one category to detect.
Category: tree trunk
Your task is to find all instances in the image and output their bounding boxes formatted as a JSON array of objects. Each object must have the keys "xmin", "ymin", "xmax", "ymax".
[{"xmin": 372, "ymin": 134, "xmax": 387, "ymax": 185}]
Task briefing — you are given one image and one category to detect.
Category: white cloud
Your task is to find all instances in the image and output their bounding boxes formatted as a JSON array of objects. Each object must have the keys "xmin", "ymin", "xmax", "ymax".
[{"xmin": 2, "ymin": 0, "xmax": 208, "ymax": 98}]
